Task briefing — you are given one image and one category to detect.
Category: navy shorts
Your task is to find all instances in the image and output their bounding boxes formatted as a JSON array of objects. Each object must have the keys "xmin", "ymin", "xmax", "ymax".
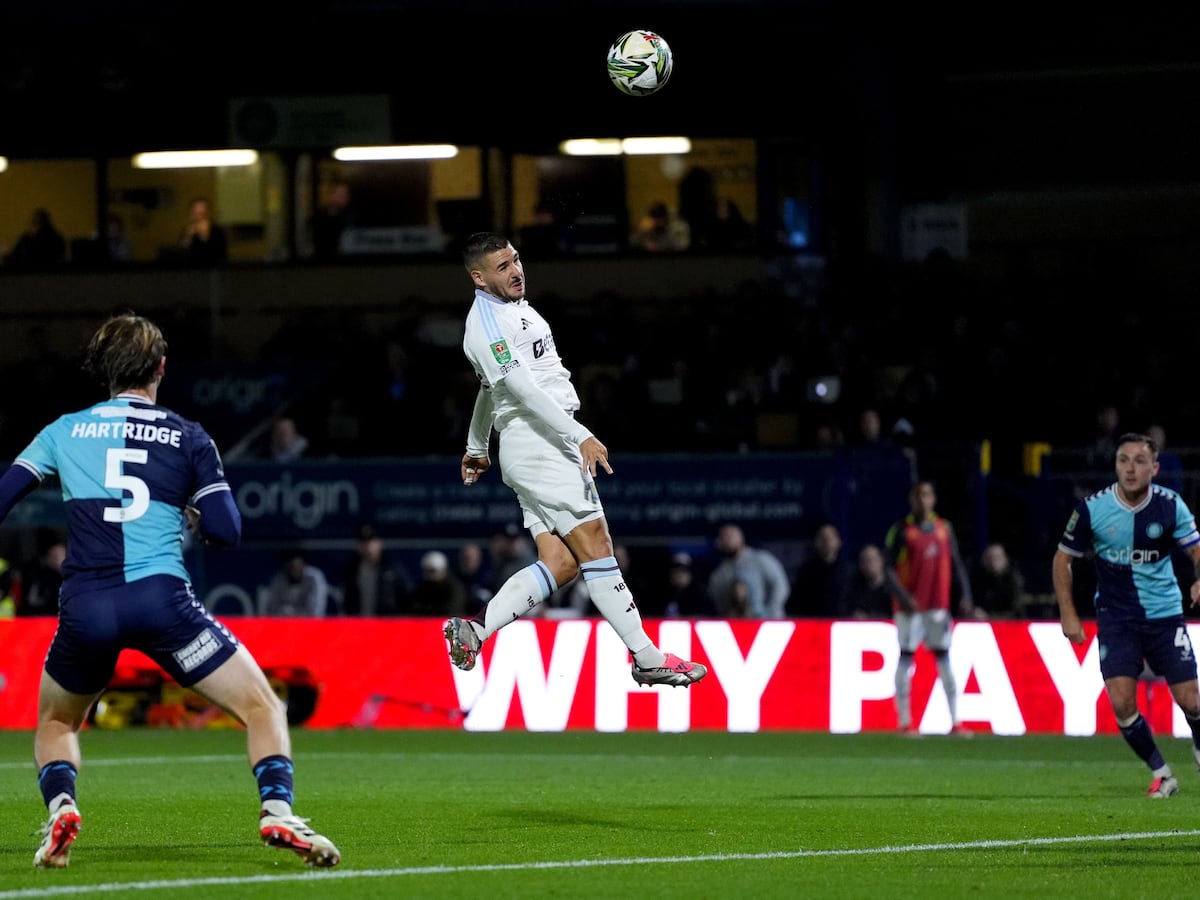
[
  {"xmin": 45, "ymin": 574, "xmax": 241, "ymax": 695},
  {"xmin": 1097, "ymin": 612, "xmax": 1198, "ymax": 684}
]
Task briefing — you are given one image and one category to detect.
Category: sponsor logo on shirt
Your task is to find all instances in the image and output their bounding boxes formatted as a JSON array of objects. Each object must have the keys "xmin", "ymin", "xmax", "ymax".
[
  {"xmin": 491, "ymin": 340, "xmax": 512, "ymax": 364},
  {"xmin": 1102, "ymin": 547, "xmax": 1160, "ymax": 565}
]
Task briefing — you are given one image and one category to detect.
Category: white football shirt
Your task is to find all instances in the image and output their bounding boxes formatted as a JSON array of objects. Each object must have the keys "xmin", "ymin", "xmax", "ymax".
[{"xmin": 462, "ymin": 288, "xmax": 581, "ymax": 432}]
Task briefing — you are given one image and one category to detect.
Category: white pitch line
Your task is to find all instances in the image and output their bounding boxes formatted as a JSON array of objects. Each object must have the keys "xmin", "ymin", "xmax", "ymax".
[
  {"xmin": 2, "ymin": 830, "xmax": 1199, "ymax": 898},
  {"xmin": 0, "ymin": 750, "xmax": 1119, "ymax": 773}
]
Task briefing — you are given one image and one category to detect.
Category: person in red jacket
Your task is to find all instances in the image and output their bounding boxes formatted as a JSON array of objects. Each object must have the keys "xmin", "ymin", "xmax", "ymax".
[{"xmin": 884, "ymin": 481, "xmax": 974, "ymax": 735}]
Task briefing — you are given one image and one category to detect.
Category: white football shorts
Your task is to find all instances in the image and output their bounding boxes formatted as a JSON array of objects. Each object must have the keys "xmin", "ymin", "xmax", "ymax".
[
  {"xmin": 894, "ymin": 608, "xmax": 953, "ymax": 654},
  {"xmin": 497, "ymin": 417, "xmax": 605, "ymax": 538}
]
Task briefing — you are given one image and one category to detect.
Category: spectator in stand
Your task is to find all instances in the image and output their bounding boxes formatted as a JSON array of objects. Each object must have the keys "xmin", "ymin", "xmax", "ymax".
[
  {"xmin": 1147, "ymin": 424, "xmax": 1184, "ymax": 494},
  {"xmin": 262, "ymin": 548, "xmax": 329, "ymax": 617},
  {"xmin": 0, "ymin": 551, "xmax": 19, "ymax": 618},
  {"xmin": 19, "ymin": 535, "xmax": 66, "ymax": 617},
  {"xmin": 455, "ymin": 541, "xmax": 492, "ymax": 613},
  {"xmin": 849, "ymin": 407, "xmax": 912, "ymax": 469},
  {"xmin": 662, "ymin": 552, "xmax": 715, "ymax": 618},
  {"xmin": 968, "ymin": 542, "xmax": 1025, "ymax": 619},
  {"xmin": 405, "ymin": 550, "xmax": 467, "ymax": 617},
  {"xmin": 311, "ymin": 180, "xmax": 353, "ymax": 260},
  {"xmin": 843, "ymin": 544, "xmax": 893, "ymax": 619},
  {"xmin": 1085, "ymin": 403, "xmax": 1121, "ymax": 471},
  {"xmin": 487, "ymin": 523, "xmax": 537, "ymax": 595},
  {"xmin": 789, "ymin": 523, "xmax": 854, "ymax": 617},
  {"xmin": 268, "ymin": 417, "xmax": 310, "ymax": 463},
  {"xmin": 104, "ymin": 212, "xmax": 133, "ymax": 263},
  {"xmin": 341, "ymin": 525, "xmax": 411, "ymax": 616},
  {"xmin": 707, "ymin": 523, "xmax": 790, "ymax": 618},
  {"xmin": 630, "ymin": 201, "xmax": 690, "ymax": 253},
  {"xmin": 5, "ymin": 208, "xmax": 67, "ymax": 269},
  {"xmin": 517, "ymin": 198, "xmax": 567, "ymax": 257},
  {"xmin": 177, "ymin": 197, "xmax": 227, "ymax": 266},
  {"xmin": 677, "ymin": 166, "xmax": 716, "ymax": 250},
  {"xmin": 709, "ymin": 197, "xmax": 754, "ymax": 251}
]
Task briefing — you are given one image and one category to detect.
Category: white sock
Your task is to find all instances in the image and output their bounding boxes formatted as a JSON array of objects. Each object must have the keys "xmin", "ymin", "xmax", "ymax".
[
  {"xmin": 581, "ymin": 556, "xmax": 665, "ymax": 669},
  {"xmin": 478, "ymin": 562, "xmax": 557, "ymax": 641},
  {"xmin": 895, "ymin": 657, "xmax": 913, "ymax": 727},
  {"xmin": 262, "ymin": 799, "xmax": 292, "ymax": 817},
  {"xmin": 936, "ymin": 656, "xmax": 958, "ymax": 723}
]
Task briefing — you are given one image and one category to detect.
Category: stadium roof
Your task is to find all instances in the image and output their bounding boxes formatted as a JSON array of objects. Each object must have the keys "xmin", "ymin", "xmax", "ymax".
[{"xmin": 2, "ymin": 1, "xmax": 1198, "ymax": 189}]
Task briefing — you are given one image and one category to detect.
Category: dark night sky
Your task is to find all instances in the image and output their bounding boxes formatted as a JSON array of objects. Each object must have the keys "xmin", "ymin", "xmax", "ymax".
[{"xmin": 3, "ymin": 2, "xmax": 1199, "ymax": 198}]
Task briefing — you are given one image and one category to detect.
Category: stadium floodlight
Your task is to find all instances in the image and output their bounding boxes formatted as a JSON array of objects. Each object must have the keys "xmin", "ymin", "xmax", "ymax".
[
  {"xmin": 333, "ymin": 145, "xmax": 459, "ymax": 161},
  {"xmin": 620, "ymin": 136, "xmax": 691, "ymax": 155},
  {"xmin": 559, "ymin": 139, "xmax": 623, "ymax": 156},
  {"xmin": 132, "ymin": 150, "xmax": 259, "ymax": 169},
  {"xmin": 559, "ymin": 137, "xmax": 690, "ymax": 156}
]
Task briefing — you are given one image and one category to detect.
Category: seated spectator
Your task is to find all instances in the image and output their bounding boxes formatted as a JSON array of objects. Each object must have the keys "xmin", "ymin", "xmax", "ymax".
[
  {"xmin": 707, "ymin": 523, "xmax": 790, "ymax": 618},
  {"xmin": 1084, "ymin": 402, "xmax": 1121, "ymax": 470},
  {"xmin": 630, "ymin": 201, "xmax": 690, "ymax": 253},
  {"xmin": 789, "ymin": 523, "xmax": 854, "ymax": 617},
  {"xmin": 968, "ymin": 542, "xmax": 1025, "ymax": 619},
  {"xmin": 709, "ymin": 196, "xmax": 754, "ymax": 251},
  {"xmin": 105, "ymin": 212, "xmax": 133, "ymax": 262},
  {"xmin": 0, "ymin": 551, "xmax": 20, "ymax": 617},
  {"xmin": 19, "ymin": 535, "xmax": 66, "ymax": 616},
  {"xmin": 6, "ymin": 208, "xmax": 67, "ymax": 269},
  {"xmin": 843, "ymin": 544, "xmax": 893, "ymax": 619},
  {"xmin": 487, "ymin": 523, "xmax": 536, "ymax": 595},
  {"xmin": 341, "ymin": 525, "xmax": 411, "ymax": 616},
  {"xmin": 518, "ymin": 198, "xmax": 567, "ymax": 256},
  {"xmin": 1148, "ymin": 423, "xmax": 1184, "ymax": 494},
  {"xmin": 262, "ymin": 548, "xmax": 329, "ymax": 616},
  {"xmin": 176, "ymin": 197, "xmax": 228, "ymax": 265},
  {"xmin": 456, "ymin": 541, "xmax": 492, "ymax": 613},
  {"xmin": 311, "ymin": 180, "xmax": 353, "ymax": 260},
  {"xmin": 268, "ymin": 416, "xmax": 310, "ymax": 463},
  {"xmin": 404, "ymin": 550, "xmax": 468, "ymax": 617},
  {"xmin": 662, "ymin": 552, "xmax": 715, "ymax": 618}
]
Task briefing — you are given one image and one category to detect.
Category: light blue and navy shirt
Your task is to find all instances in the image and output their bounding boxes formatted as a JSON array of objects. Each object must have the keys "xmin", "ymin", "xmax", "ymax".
[
  {"xmin": 9, "ymin": 393, "xmax": 232, "ymax": 598},
  {"xmin": 1058, "ymin": 483, "xmax": 1200, "ymax": 620}
]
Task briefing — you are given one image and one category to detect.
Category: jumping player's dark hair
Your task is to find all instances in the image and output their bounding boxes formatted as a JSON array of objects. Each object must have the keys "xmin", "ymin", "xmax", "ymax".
[
  {"xmin": 462, "ymin": 232, "xmax": 511, "ymax": 271},
  {"xmin": 83, "ymin": 312, "xmax": 167, "ymax": 396}
]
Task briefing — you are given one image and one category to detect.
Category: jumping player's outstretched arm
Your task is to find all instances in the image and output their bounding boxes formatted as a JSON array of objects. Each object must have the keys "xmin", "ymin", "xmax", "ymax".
[
  {"xmin": 501, "ymin": 364, "xmax": 592, "ymax": 446},
  {"xmin": 501, "ymin": 365, "xmax": 611, "ymax": 476}
]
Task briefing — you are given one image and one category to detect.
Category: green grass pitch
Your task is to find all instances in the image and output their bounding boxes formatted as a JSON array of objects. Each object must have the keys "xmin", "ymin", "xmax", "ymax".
[{"xmin": 1, "ymin": 728, "xmax": 1198, "ymax": 898}]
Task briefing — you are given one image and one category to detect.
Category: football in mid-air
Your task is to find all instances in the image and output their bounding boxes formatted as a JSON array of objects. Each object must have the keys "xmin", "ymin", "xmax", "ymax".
[{"xmin": 606, "ymin": 30, "xmax": 673, "ymax": 96}]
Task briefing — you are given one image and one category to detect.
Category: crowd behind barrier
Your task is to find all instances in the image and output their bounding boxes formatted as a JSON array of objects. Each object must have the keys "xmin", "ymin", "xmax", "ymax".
[{"xmin": 1, "ymin": 245, "xmax": 1199, "ymax": 623}]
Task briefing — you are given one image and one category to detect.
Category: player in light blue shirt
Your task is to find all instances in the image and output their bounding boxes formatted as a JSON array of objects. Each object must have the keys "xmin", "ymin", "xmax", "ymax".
[
  {"xmin": 0, "ymin": 313, "xmax": 339, "ymax": 869},
  {"xmin": 1053, "ymin": 432, "xmax": 1200, "ymax": 799}
]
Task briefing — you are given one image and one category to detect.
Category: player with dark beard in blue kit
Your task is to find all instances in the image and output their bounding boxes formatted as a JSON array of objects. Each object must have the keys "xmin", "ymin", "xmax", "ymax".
[{"xmin": 0, "ymin": 313, "xmax": 340, "ymax": 869}]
